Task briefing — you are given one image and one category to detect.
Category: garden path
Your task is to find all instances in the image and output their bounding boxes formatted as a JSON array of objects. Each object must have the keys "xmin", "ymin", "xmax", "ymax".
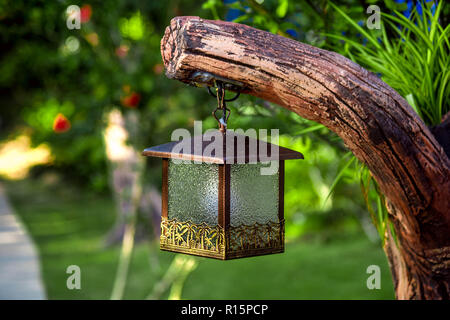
[{"xmin": 0, "ymin": 184, "xmax": 46, "ymax": 299}]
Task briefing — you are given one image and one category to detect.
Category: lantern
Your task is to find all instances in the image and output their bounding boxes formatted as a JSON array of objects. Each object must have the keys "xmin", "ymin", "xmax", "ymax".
[
  {"xmin": 142, "ymin": 81, "xmax": 303, "ymax": 259},
  {"xmin": 143, "ymin": 130, "xmax": 303, "ymax": 259}
]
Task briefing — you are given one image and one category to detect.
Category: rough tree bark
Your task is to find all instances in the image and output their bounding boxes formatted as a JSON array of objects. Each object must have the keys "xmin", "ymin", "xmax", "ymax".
[{"xmin": 160, "ymin": 16, "xmax": 450, "ymax": 299}]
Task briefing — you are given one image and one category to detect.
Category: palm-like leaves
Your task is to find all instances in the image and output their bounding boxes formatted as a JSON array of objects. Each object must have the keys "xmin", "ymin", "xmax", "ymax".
[
  {"xmin": 328, "ymin": 1, "xmax": 449, "ymax": 126},
  {"xmin": 324, "ymin": 1, "xmax": 449, "ymax": 244}
]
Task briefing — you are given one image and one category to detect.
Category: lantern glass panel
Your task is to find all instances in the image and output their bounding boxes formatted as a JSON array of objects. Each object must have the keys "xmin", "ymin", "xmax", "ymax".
[
  {"xmin": 167, "ymin": 159, "xmax": 218, "ymax": 226},
  {"xmin": 229, "ymin": 163, "xmax": 279, "ymax": 227}
]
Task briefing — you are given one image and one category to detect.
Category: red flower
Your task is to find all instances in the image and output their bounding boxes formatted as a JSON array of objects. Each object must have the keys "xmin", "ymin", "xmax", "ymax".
[
  {"xmin": 53, "ymin": 113, "xmax": 71, "ymax": 133},
  {"xmin": 121, "ymin": 92, "xmax": 140, "ymax": 108},
  {"xmin": 115, "ymin": 45, "xmax": 129, "ymax": 58},
  {"xmin": 80, "ymin": 4, "xmax": 92, "ymax": 23},
  {"xmin": 153, "ymin": 64, "xmax": 164, "ymax": 75}
]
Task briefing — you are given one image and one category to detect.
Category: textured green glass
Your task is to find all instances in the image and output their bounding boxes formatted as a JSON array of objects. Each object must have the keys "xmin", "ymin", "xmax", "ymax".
[
  {"xmin": 230, "ymin": 163, "xmax": 279, "ymax": 227},
  {"xmin": 167, "ymin": 160, "xmax": 218, "ymax": 226}
]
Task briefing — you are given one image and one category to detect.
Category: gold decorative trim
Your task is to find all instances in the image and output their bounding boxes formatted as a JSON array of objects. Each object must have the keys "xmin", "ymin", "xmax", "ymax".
[
  {"xmin": 160, "ymin": 218, "xmax": 284, "ymax": 260},
  {"xmin": 228, "ymin": 220, "xmax": 284, "ymax": 258},
  {"xmin": 160, "ymin": 218, "xmax": 226, "ymax": 259}
]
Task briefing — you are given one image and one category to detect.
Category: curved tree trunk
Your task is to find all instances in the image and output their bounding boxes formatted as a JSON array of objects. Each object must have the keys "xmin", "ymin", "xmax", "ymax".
[{"xmin": 160, "ymin": 16, "xmax": 450, "ymax": 299}]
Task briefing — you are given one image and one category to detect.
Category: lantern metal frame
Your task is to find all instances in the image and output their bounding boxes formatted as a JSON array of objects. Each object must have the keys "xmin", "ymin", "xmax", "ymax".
[{"xmin": 143, "ymin": 131, "xmax": 303, "ymax": 259}]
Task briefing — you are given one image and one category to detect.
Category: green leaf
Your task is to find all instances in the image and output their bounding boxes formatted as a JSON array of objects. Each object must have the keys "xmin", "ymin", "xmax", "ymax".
[
  {"xmin": 276, "ymin": 0, "xmax": 289, "ymax": 18},
  {"xmin": 294, "ymin": 124, "xmax": 325, "ymax": 135},
  {"xmin": 323, "ymin": 153, "xmax": 355, "ymax": 206},
  {"xmin": 405, "ymin": 93, "xmax": 420, "ymax": 116}
]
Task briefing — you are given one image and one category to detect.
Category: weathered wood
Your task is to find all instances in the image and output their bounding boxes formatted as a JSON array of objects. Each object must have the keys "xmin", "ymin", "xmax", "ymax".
[{"xmin": 160, "ymin": 16, "xmax": 450, "ymax": 299}]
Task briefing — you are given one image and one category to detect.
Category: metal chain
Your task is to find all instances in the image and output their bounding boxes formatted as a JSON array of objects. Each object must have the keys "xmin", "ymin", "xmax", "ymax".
[{"xmin": 211, "ymin": 81, "xmax": 232, "ymax": 132}]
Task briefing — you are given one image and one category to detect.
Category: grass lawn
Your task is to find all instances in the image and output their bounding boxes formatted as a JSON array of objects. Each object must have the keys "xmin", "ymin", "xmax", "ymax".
[{"xmin": 5, "ymin": 177, "xmax": 395, "ymax": 299}]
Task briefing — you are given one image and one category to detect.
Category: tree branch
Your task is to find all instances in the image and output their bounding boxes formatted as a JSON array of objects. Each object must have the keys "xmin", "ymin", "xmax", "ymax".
[{"xmin": 160, "ymin": 16, "xmax": 450, "ymax": 298}]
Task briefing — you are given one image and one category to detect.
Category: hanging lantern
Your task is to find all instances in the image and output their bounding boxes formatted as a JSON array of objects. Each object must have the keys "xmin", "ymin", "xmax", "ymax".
[{"xmin": 142, "ymin": 82, "xmax": 303, "ymax": 259}]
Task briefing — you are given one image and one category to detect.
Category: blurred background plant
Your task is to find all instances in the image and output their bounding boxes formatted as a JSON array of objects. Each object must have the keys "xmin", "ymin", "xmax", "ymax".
[{"xmin": 0, "ymin": 0, "xmax": 446, "ymax": 299}]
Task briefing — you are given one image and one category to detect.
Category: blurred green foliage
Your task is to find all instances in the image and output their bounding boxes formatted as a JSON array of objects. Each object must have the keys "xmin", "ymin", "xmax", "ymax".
[{"xmin": 0, "ymin": 0, "xmax": 213, "ymax": 190}]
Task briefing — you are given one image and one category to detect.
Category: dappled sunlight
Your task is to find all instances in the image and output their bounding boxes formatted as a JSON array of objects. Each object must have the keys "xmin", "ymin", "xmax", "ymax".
[
  {"xmin": 0, "ymin": 135, "xmax": 52, "ymax": 180},
  {"xmin": 104, "ymin": 109, "xmax": 136, "ymax": 162},
  {"xmin": 119, "ymin": 11, "xmax": 146, "ymax": 40}
]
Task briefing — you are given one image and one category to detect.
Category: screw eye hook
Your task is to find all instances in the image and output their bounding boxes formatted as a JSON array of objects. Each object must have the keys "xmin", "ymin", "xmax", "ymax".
[
  {"xmin": 207, "ymin": 85, "xmax": 240, "ymax": 102},
  {"xmin": 210, "ymin": 81, "xmax": 233, "ymax": 132}
]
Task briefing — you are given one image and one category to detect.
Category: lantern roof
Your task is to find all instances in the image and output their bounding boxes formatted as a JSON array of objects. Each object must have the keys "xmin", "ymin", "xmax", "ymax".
[{"xmin": 142, "ymin": 131, "xmax": 303, "ymax": 164}]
